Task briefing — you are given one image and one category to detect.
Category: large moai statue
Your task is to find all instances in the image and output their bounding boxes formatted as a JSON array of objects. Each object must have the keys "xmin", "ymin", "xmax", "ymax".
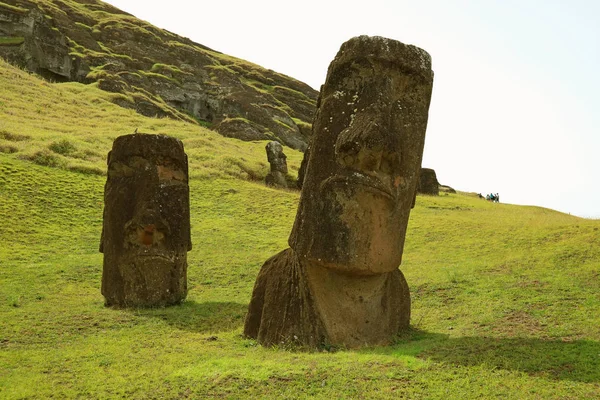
[
  {"xmin": 265, "ymin": 141, "xmax": 288, "ymax": 188},
  {"xmin": 100, "ymin": 134, "xmax": 192, "ymax": 307},
  {"xmin": 244, "ymin": 36, "xmax": 434, "ymax": 348}
]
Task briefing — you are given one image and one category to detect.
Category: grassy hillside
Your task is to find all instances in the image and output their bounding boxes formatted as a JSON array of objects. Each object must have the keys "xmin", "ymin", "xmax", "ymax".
[
  {"xmin": 0, "ymin": 57, "xmax": 304, "ymax": 180},
  {"xmin": 0, "ymin": 0, "xmax": 317, "ymax": 149},
  {"xmin": 1, "ymin": 61, "xmax": 600, "ymax": 399}
]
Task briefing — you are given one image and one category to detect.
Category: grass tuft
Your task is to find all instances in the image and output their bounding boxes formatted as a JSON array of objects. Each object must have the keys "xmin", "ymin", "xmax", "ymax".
[
  {"xmin": 0, "ymin": 36, "xmax": 25, "ymax": 46},
  {"xmin": 49, "ymin": 139, "xmax": 77, "ymax": 155}
]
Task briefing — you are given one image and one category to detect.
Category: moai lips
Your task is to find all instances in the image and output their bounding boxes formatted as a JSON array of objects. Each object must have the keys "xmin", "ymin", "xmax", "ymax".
[
  {"xmin": 100, "ymin": 134, "xmax": 191, "ymax": 307},
  {"xmin": 245, "ymin": 36, "xmax": 434, "ymax": 348}
]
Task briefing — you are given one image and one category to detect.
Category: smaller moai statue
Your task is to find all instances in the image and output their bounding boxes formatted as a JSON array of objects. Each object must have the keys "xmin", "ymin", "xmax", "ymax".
[
  {"xmin": 100, "ymin": 133, "xmax": 191, "ymax": 307},
  {"xmin": 265, "ymin": 141, "xmax": 288, "ymax": 188}
]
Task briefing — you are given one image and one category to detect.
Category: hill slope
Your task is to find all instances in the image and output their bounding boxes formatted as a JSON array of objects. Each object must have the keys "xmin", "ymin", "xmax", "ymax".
[
  {"xmin": 0, "ymin": 57, "xmax": 304, "ymax": 180},
  {"xmin": 1, "ymin": 55, "xmax": 600, "ymax": 399},
  {"xmin": 0, "ymin": 0, "xmax": 317, "ymax": 149}
]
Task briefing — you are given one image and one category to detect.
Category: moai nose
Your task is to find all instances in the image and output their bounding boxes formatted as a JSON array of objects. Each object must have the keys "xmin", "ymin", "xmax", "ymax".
[
  {"xmin": 335, "ymin": 117, "xmax": 402, "ymax": 176},
  {"xmin": 125, "ymin": 200, "xmax": 170, "ymax": 248},
  {"xmin": 140, "ymin": 224, "xmax": 156, "ymax": 246}
]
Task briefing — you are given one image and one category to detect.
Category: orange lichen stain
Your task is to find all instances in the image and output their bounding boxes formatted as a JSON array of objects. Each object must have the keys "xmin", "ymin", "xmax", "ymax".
[
  {"xmin": 139, "ymin": 224, "xmax": 156, "ymax": 246},
  {"xmin": 157, "ymin": 165, "xmax": 185, "ymax": 181}
]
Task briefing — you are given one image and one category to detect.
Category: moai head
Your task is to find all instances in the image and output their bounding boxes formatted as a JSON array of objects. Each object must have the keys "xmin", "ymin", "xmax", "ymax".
[
  {"xmin": 289, "ymin": 36, "xmax": 434, "ymax": 275},
  {"xmin": 100, "ymin": 134, "xmax": 191, "ymax": 307},
  {"xmin": 265, "ymin": 141, "xmax": 289, "ymax": 188},
  {"xmin": 266, "ymin": 141, "xmax": 288, "ymax": 174},
  {"xmin": 417, "ymin": 167, "xmax": 440, "ymax": 195}
]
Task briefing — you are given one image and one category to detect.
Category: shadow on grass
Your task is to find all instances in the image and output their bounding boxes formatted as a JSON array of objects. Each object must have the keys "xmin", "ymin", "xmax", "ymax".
[
  {"xmin": 132, "ymin": 300, "xmax": 247, "ymax": 334},
  {"xmin": 383, "ymin": 328, "xmax": 600, "ymax": 383}
]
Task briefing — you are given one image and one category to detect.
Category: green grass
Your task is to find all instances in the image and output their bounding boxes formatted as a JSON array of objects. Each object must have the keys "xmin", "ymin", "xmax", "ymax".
[
  {"xmin": 0, "ymin": 58, "xmax": 303, "ymax": 180},
  {"xmin": 0, "ymin": 59, "xmax": 599, "ymax": 399},
  {"xmin": 0, "ymin": 2, "xmax": 27, "ymax": 13},
  {"xmin": 0, "ymin": 36, "xmax": 25, "ymax": 46}
]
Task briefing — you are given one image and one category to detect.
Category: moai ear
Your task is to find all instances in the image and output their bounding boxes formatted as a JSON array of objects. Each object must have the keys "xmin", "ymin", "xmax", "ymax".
[
  {"xmin": 100, "ymin": 151, "xmax": 110, "ymax": 253},
  {"xmin": 412, "ymin": 171, "xmax": 420, "ymax": 209},
  {"xmin": 185, "ymin": 154, "xmax": 192, "ymax": 252},
  {"xmin": 99, "ymin": 224, "xmax": 104, "ymax": 253}
]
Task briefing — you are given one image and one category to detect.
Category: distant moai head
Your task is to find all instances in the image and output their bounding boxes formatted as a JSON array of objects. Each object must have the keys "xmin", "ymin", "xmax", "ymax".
[
  {"xmin": 266, "ymin": 141, "xmax": 288, "ymax": 174},
  {"xmin": 289, "ymin": 36, "xmax": 434, "ymax": 275},
  {"xmin": 100, "ymin": 134, "xmax": 191, "ymax": 307},
  {"xmin": 417, "ymin": 167, "xmax": 439, "ymax": 195},
  {"xmin": 265, "ymin": 141, "xmax": 288, "ymax": 188}
]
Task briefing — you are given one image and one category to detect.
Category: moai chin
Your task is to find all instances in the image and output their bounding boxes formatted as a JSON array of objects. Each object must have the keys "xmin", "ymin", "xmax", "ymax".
[
  {"xmin": 265, "ymin": 141, "xmax": 288, "ymax": 188},
  {"xmin": 244, "ymin": 36, "xmax": 434, "ymax": 348},
  {"xmin": 100, "ymin": 133, "xmax": 191, "ymax": 307}
]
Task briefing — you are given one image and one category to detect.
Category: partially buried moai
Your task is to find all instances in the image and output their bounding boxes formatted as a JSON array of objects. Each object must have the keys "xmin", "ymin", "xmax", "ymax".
[
  {"xmin": 265, "ymin": 141, "xmax": 288, "ymax": 188},
  {"xmin": 100, "ymin": 134, "xmax": 191, "ymax": 307},
  {"xmin": 244, "ymin": 36, "xmax": 434, "ymax": 348}
]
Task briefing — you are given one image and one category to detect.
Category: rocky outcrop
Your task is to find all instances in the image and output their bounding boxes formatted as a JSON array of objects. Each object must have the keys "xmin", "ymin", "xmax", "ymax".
[
  {"xmin": 0, "ymin": 4, "xmax": 88, "ymax": 82},
  {"xmin": 439, "ymin": 184, "xmax": 456, "ymax": 194},
  {"xmin": 0, "ymin": 0, "xmax": 317, "ymax": 150}
]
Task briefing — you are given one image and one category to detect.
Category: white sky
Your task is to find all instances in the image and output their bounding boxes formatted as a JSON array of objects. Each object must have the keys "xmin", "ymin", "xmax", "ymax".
[{"xmin": 105, "ymin": 0, "xmax": 600, "ymax": 218}]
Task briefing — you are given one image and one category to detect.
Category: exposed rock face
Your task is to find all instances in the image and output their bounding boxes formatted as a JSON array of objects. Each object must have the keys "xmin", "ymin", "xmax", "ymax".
[
  {"xmin": 0, "ymin": 1, "xmax": 317, "ymax": 150},
  {"xmin": 100, "ymin": 134, "xmax": 191, "ymax": 307},
  {"xmin": 0, "ymin": 5, "xmax": 88, "ymax": 82},
  {"xmin": 439, "ymin": 184, "xmax": 456, "ymax": 194},
  {"xmin": 417, "ymin": 168, "xmax": 439, "ymax": 195},
  {"xmin": 265, "ymin": 141, "xmax": 288, "ymax": 188},
  {"xmin": 244, "ymin": 36, "xmax": 434, "ymax": 348}
]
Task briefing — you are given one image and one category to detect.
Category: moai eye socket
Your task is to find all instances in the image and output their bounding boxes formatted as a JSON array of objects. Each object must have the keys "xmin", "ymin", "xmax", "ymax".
[
  {"xmin": 107, "ymin": 161, "xmax": 135, "ymax": 178},
  {"xmin": 157, "ymin": 164, "xmax": 186, "ymax": 183},
  {"xmin": 156, "ymin": 156, "xmax": 187, "ymax": 184}
]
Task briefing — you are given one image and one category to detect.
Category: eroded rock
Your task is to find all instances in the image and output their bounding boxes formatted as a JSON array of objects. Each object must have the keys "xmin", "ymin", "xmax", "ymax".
[
  {"xmin": 244, "ymin": 36, "xmax": 434, "ymax": 348},
  {"xmin": 100, "ymin": 133, "xmax": 191, "ymax": 307}
]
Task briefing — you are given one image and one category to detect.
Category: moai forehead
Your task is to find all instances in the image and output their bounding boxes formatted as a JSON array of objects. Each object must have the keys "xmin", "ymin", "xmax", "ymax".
[
  {"xmin": 265, "ymin": 140, "xmax": 289, "ymax": 181},
  {"xmin": 266, "ymin": 141, "xmax": 285, "ymax": 161},
  {"xmin": 289, "ymin": 36, "xmax": 434, "ymax": 275},
  {"xmin": 108, "ymin": 134, "xmax": 187, "ymax": 169}
]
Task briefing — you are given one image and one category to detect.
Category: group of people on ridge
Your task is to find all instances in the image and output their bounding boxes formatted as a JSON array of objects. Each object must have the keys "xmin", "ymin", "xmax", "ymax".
[{"xmin": 478, "ymin": 192, "xmax": 500, "ymax": 203}]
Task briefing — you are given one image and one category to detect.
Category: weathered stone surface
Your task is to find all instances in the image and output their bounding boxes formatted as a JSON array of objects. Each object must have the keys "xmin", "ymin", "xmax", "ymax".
[
  {"xmin": 100, "ymin": 134, "xmax": 191, "ymax": 307},
  {"xmin": 417, "ymin": 168, "xmax": 439, "ymax": 195},
  {"xmin": 0, "ymin": 5, "xmax": 89, "ymax": 82},
  {"xmin": 245, "ymin": 36, "xmax": 434, "ymax": 348},
  {"xmin": 265, "ymin": 141, "xmax": 288, "ymax": 188},
  {"xmin": 0, "ymin": 1, "xmax": 317, "ymax": 150},
  {"xmin": 439, "ymin": 184, "xmax": 456, "ymax": 194}
]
